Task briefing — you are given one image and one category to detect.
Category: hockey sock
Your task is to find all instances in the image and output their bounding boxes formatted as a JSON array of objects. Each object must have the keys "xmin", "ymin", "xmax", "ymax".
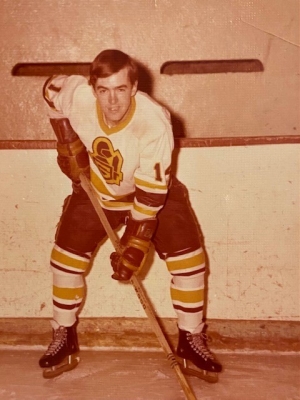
[
  {"xmin": 50, "ymin": 244, "xmax": 91, "ymax": 327},
  {"xmin": 166, "ymin": 248, "xmax": 206, "ymax": 333}
]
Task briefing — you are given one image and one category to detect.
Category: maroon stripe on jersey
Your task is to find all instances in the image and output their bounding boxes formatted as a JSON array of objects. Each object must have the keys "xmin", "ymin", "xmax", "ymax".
[
  {"xmin": 50, "ymin": 261, "xmax": 83, "ymax": 275},
  {"xmin": 53, "ymin": 300, "xmax": 81, "ymax": 310},
  {"xmin": 135, "ymin": 187, "xmax": 167, "ymax": 207},
  {"xmin": 174, "ymin": 305, "xmax": 204, "ymax": 313}
]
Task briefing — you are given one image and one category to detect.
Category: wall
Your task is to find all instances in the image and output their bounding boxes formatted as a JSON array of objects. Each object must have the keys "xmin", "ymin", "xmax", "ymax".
[
  {"xmin": 0, "ymin": 145, "xmax": 299, "ymax": 321},
  {"xmin": 0, "ymin": 0, "xmax": 299, "ymax": 324},
  {"xmin": 0, "ymin": 0, "xmax": 299, "ymax": 139}
]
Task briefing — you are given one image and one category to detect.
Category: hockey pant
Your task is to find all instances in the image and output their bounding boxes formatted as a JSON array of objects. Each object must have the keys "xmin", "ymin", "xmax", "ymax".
[{"xmin": 49, "ymin": 176, "xmax": 205, "ymax": 332}]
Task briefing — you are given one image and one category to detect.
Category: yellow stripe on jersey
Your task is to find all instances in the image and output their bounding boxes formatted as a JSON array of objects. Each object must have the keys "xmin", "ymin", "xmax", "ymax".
[
  {"xmin": 166, "ymin": 252, "xmax": 205, "ymax": 273},
  {"xmin": 90, "ymin": 168, "xmax": 119, "ymax": 198},
  {"xmin": 90, "ymin": 169, "xmax": 135, "ymax": 205},
  {"xmin": 133, "ymin": 203, "xmax": 159, "ymax": 217},
  {"xmin": 101, "ymin": 199, "xmax": 133, "ymax": 209},
  {"xmin": 53, "ymin": 285, "xmax": 85, "ymax": 301},
  {"xmin": 51, "ymin": 248, "xmax": 89, "ymax": 272},
  {"xmin": 134, "ymin": 177, "xmax": 168, "ymax": 191},
  {"xmin": 170, "ymin": 287, "xmax": 204, "ymax": 304}
]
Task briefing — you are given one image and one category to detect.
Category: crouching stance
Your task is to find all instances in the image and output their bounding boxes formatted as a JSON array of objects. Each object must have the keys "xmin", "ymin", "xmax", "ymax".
[{"xmin": 39, "ymin": 49, "xmax": 222, "ymax": 380}]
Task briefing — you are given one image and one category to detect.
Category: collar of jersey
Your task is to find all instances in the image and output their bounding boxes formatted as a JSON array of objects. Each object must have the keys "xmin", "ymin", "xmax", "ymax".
[{"xmin": 96, "ymin": 97, "xmax": 136, "ymax": 135}]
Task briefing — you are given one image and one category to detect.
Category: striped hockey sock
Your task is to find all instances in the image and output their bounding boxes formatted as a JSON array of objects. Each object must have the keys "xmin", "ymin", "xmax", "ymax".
[
  {"xmin": 50, "ymin": 244, "xmax": 91, "ymax": 327},
  {"xmin": 166, "ymin": 248, "xmax": 206, "ymax": 333}
]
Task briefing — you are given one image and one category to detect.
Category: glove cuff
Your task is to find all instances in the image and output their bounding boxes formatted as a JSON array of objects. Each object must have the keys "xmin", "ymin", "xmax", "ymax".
[{"xmin": 125, "ymin": 216, "xmax": 157, "ymax": 241}]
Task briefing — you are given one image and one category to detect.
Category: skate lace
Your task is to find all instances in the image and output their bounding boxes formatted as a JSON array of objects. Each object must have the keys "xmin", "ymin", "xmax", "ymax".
[
  {"xmin": 45, "ymin": 326, "xmax": 67, "ymax": 356},
  {"xmin": 189, "ymin": 332, "xmax": 215, "ymax": 361}
]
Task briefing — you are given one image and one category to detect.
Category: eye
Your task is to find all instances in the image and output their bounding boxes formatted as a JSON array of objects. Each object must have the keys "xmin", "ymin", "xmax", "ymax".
[{"xmin": 96, "ymin": 87, "xmax": 106, "ymax": 94}]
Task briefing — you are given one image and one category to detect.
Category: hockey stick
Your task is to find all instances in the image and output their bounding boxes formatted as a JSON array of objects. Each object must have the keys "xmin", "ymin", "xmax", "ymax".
[{"xmin": 79, "ymin": 174, "xmax": 197, "ymax": 400}]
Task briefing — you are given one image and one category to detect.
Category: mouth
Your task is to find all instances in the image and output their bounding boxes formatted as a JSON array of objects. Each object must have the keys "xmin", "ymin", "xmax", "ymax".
[{"xmin": 108, "ymin": 107, "xmax": 120, "ymax": 113}]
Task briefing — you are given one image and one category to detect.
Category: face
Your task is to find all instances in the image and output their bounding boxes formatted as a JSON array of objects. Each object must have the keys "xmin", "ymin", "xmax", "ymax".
[{"xmin": 93, "ymin": 67, "xmax": 138, "ymax": 127}]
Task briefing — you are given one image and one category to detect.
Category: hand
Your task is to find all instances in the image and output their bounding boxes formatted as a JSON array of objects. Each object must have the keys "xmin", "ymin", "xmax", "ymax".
[
  {"xmin": 110, "ymin": 245, "xmax": 146, "ymax": 281},
  {"xmin": 110, "ymin": 217, "xmax": 157, "ymax": 281},
  {"xmin": 49, "ymin": 118, "xmax": 90, "ymax": 183}
]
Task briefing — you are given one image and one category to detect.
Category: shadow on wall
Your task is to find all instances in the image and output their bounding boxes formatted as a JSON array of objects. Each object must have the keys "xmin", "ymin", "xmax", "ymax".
[{"xmin": 136, "ymin": 60, "xmax": 186, "ymax": 138}]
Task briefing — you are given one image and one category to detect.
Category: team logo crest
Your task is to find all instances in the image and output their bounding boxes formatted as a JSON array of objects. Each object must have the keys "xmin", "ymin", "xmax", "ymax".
[{"xmin": 90, "ymin": 137, "xmax": 123, "ymax": 185}]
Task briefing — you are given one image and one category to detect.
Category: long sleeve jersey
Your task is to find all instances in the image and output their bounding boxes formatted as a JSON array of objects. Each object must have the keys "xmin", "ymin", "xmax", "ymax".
[{"xmin": 44, "ymin": 75, "xmax": 174, "ymax": 220}]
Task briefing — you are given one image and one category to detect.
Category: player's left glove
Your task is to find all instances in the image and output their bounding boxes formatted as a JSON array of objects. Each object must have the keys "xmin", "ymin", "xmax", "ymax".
[{"xmin": 110, "ymin": 216, "xmax": 157, "ymax": 281}]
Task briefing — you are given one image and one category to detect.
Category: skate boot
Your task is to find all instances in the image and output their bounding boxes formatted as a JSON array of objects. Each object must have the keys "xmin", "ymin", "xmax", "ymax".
[
  {"xmin": 176, "ymin": 328, "xmax": 222, "ymax": 383},
  {"xmin": 39, "ymin": 320, "xmax": 80, "ymax": 378}
]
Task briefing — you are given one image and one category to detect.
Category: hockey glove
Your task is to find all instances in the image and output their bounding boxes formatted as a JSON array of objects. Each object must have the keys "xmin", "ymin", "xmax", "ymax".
[
  {"xmin": 110, "ymin": 216, "xmax": 157, "ymax": 281},
  {"xmin": 50, "ymin": 118, "xmax": 90, "ymax": 184}
]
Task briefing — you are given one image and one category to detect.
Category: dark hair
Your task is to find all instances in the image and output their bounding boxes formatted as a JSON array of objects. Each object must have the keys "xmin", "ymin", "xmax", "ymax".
[{"xmin": 89, "ymin": 49, "xmax": 138, "ymax": 87}]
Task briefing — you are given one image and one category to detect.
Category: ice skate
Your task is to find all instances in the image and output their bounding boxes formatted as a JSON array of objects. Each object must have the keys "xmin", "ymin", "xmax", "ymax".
[
  {"xmin": 176, "ymin": 328, "xmax": 222, "ymax": 383},
  {"xmin": 39, "ymin": 320, "xmax": 80, "ymax": 379}
]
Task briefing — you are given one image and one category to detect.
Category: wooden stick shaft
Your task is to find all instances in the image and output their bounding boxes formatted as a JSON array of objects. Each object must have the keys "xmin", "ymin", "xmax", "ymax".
[{"xmin": 80, "ymin": 174, "xmax": 197, "ymax": 400}]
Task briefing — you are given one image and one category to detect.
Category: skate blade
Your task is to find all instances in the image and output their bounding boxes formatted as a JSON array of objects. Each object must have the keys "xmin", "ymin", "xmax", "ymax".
[
  {"xmin": 176, "ymin": 356, "xmax": 219, "ymax": 383},
  {"xmin": 42, "ymin": 353, "xmax": 80, "ymax": 379}
]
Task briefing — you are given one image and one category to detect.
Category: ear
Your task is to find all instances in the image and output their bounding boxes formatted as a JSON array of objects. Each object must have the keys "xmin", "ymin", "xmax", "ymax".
[{"xmin": 131, "ymin": 80, "xmax": 138, "ymax": 97}]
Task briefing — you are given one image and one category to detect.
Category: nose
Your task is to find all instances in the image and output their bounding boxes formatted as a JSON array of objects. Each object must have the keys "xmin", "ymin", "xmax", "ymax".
[{"xmin": 108, "ymin": 90, "xmax": 117, "ymax": 105}]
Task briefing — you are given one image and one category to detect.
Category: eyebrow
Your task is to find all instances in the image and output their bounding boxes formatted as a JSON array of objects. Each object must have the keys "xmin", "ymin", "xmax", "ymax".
[{"xmin": 96, "ymin": 84, "xmax": 128, "ymax": 90}]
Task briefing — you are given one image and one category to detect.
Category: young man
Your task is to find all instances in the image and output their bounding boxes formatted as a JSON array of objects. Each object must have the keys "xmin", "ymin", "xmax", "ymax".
[{"xmin": 39, "ymin": 49, "xmax": 222, "ymax": 380}]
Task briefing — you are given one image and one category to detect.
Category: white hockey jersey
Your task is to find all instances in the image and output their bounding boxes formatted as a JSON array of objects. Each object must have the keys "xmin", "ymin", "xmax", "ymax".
[{"xmin": 44, "ymin": 75, "xmax": 174, "ymax": 220}]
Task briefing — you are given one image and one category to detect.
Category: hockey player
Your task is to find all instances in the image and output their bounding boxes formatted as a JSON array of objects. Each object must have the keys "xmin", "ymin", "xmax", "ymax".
[{"xmin": 39, "ymin": 49, "xmax": 222, "ymax": 380}]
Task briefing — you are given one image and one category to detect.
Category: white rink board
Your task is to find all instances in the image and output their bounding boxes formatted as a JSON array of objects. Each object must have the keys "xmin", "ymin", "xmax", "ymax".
[{"xmin": 0, "ymin": 145, "xmax": 299, "ymax": 321}]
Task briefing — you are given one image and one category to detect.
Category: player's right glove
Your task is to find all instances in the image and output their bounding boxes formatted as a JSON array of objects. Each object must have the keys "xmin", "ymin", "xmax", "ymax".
[
  {"xmin": 110, "ymin": 216, "xmax": 157, "ymax": 281},
  {"xmin": 50, "ymin": 118, "xmax": 90, "ymax": 184}
]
